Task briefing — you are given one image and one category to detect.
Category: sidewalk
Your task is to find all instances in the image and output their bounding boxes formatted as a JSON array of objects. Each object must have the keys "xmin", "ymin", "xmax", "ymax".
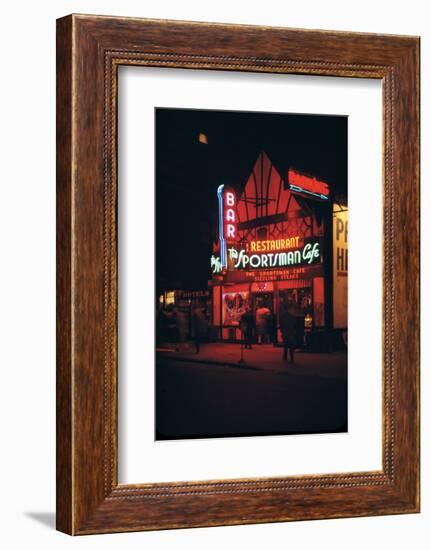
[{"xmin": 157, "ymin": 342, "xmax": 347, "ymax": 380}]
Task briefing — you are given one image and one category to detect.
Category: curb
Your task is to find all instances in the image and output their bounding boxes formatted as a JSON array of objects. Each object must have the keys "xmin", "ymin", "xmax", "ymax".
[{"xmin": 157, "ymin": 353, "xmax": 262, "ymax": 370}]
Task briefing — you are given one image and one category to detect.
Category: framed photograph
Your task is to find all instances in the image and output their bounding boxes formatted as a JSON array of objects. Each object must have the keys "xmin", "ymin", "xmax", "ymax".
[
  {"xmin": 154, "ymin": 107, "xmax": 348, "ymax": 442},
  {"xmin": 56, "ymin": 14, "xmax": 420, "ymax": 534}
]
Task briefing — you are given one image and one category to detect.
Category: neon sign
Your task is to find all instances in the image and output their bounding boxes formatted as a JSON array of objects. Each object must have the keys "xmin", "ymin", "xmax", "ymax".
[
  {"xmin": 211, "ymin": 255, "xmax": 223, "ymax": 274},
  {"xmin": 211, "ymin": 233, "xmax": 321, "ymax": 274},
  {"xmin": 217, "ymin": 185, "xmax": 237, "ymax": 269},
  {"xmin": 248, "ymin": 236, "xmax": 301, "ymax": 253},
  {"xmin": 288, "ymin": 169, "xmax": 330, "ymax": 201},
  {"xmin": 224, "ymin": 189, "xmax": 237, "ymax": 241},
  {"xmin": 230, "ymin": 242, "xmax": 320, "ymax": 270}
]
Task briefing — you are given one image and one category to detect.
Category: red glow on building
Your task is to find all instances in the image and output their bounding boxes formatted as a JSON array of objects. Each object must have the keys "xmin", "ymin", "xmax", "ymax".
[{"xmin": 210, "ymin": 152, "xmax": 332, "ymax": 341}]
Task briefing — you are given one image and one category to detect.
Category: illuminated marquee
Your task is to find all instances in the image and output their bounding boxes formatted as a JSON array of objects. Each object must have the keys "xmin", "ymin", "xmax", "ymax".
[
  {"xmin": 211, "ymin": 233, "xmax": 321, "ymax": 274},
  {"xmin": 217, "ymin": 185, "xmax": 237, "ymax": 269},
  {"xmin": 288, "ymin": 168, "xmax": 330, "ymax": 201},
  {"xmin": 230, "ymin": 242, "xmax": 320, "ymax": 270}
]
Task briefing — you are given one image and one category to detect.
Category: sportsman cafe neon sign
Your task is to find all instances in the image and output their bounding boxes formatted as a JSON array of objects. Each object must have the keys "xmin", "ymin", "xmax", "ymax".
[{"xmin": 212, "ymin": 184, "xmax": 322, "ymax": 274}]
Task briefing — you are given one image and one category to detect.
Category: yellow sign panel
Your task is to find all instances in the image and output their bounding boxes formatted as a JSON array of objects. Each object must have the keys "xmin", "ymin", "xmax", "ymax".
[{"xmin": 333, "ymin": 207, "xmax": 348, "ymax": 329}]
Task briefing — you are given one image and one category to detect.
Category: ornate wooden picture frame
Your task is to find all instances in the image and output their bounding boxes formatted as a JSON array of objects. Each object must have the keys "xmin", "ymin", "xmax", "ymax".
[{"xmin": 56, "ymin": 14, "xmax": 420, "ymax": 535}]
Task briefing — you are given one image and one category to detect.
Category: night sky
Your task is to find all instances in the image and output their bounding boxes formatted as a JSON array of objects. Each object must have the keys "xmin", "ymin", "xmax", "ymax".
[{"xmin": 155, "ymin": 108, "xmax": 347, "ymax": 292}]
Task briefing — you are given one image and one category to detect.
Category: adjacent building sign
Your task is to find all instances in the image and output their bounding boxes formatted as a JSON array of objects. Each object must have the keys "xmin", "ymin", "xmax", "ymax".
[{"xmin": 333, "ymin": 207, "xmax": 348, "ymax": 329}]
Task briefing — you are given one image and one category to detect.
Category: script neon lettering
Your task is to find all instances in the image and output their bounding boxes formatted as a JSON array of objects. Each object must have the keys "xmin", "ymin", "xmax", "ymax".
[
  {"xmin": 302, "ymin": 243, "xmax": 320, "ymax": 264},
  {"xmin": 232, "ymin": 243, "xmax": 320, "ymax": 269}
]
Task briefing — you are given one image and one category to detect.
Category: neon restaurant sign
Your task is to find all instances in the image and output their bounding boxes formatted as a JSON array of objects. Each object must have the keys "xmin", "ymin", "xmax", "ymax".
[
  {"xmin": 229, "ymin": 242, "xmax": 320, "ymax": 270},
  {"xmin": 211, "ymin": 241, "xmax": 321, "ymax": 274},
  {"xmin": 212, "ymin": 186, "xmax": 322, "ymax": 274}
]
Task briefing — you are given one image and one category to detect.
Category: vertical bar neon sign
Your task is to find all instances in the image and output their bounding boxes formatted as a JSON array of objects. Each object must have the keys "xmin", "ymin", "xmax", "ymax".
[
  {"xmin": 218, "ymin": 185, "xmax": 237, "ymax": 270},
  {"xmin": 225, "ymin": 190, "xmax": 236, "ymax": 241},
  {"xmin": 217, "ymin": 184, "xmax": 227, "ymax": 268}
]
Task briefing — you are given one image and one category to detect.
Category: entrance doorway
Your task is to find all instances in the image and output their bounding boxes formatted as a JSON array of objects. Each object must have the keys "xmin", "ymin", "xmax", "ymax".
[
  {"xmin": 252, "ymin": 292, "xmax": 275, "ymax": 344},
  {"xmin": 252, "ymin": 291, "xmax": 273, "ymax": 311}
]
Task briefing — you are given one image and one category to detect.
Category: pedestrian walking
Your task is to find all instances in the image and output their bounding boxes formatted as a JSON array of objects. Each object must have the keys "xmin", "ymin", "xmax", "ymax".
[
  {"xmin": 191, "ymin": 305, "xmax": 207, "ymax": 354},
  {"xmin": 240, "ymin": 307, "xmax": 255, "ymax": 349},
  {"xmin": 279, "ymin": 304, "xmax": 297, "ymax": 363},
  {"xmin": 176, "ymin": 308, "xmax": 188, "ymax": 351},
  {"xmin": 164, "ymin": 305, "xmax": 179, "ymax": 349}
]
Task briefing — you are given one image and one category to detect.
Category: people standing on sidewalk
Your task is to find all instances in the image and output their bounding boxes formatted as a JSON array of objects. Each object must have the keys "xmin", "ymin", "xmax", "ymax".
[
  {"xmin": 255, "ymin": 304, "xmax": 270, "ymax": 344},
  {"xmin": 191, "ymin": 305, "xmax": 207, "ymax": 354},
  {"xmin": 176, "ymin": 308, "xmax": 188, "ymax": 351},
  {"xmin": 240, "ymin": 307, "xmax": 255, "ymax": 349},
  {"xmin": 163, "ymin": 305, "xmax": 179, "ymax": 350},
  {"xmin": 280, "ymin": 304, "xmax": 297, "ymax": 363}
]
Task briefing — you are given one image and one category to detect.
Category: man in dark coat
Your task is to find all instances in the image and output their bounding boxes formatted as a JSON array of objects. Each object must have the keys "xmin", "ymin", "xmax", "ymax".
[
  {"xmin": 240, "ymin": 307, "xmax": 255, "ymax": 349},
  {"xmin": 191, "ymin": 306, "xmax": 207, "ymax": 354},
  {"xmin": 279, "ymin": 305, "xmax": 297, "ymax": 363}
]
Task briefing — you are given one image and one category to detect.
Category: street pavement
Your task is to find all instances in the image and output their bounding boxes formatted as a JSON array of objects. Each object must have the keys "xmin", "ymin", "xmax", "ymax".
[
  {"xmin": 157, "ymin": 342, "xmax": 347, "ymax": 381},
  {"xmin": 156, "ymin": 343, "xmax": 347, "ymax": 441}
]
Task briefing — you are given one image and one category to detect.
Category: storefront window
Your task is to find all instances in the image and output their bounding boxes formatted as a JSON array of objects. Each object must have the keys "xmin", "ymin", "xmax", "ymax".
[
  {"xmin": 222, "ymin": 291, "xmax": 249, "ymax": 325},
  {"xmin": 279, "ymin": 288, "xmax": 312, "ymax": 316}
]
